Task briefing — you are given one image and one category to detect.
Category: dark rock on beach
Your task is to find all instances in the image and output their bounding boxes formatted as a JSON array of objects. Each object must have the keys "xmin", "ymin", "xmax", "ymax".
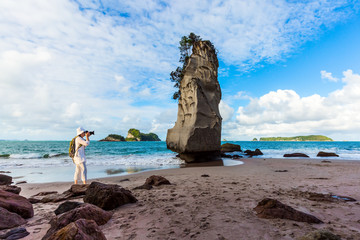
[
  {"xmin": 0, "ymin": 227, "xmax": 30, "ymax": 240},
  {"xmin": 83, "ymin": 182, "xmax": 137, "ymax": 210},
  {"xmin": 254, "ymin": 198, "xmax": 323, "ymax": 224},
  {"xmin": 299, "ymin": 229, "xmax": 341, "ymax": 240},
  {"xmin": 46, "ymin": 219, "xmax": 106, "ymax": 240},
  {"xmin": 145, "ymin": 175, "xmax": 171, "ymax": 186},
  {"xmin": 0, "ymin": 174, "xmax": 12, "ymax": 185},
  {"xmin": 297, "ymin": 191, "xmax": 356, "ymax": 202},
  {"xmin": 0, "ymin": 185, "xmax": 21, "ymax": 195},
  {"xmin": 0, "ymin": 189, "xmax": 33, "ymax": 219},
  {"xmin": 317, "ymin": 151, "xmax": 339, "ymax": 157},
  {"xmin": 0, "ymin": 207, "xmax": 26, "ymax": 230},
  {"xmin": 244, "ymin": 149, "xmax": 263, "ymax": 156},
  {"xmin": 54, "ymin": 201, "xmax": 83, "ymax": 215},
  {"xmin": 221, "ymin": 143, "xmax": 241, "ymax": 152},
  {"xmin": 283, "ymin": 153, "xmax": 309, "ymax": 158},
  {"xmin": 43, "ymin": 203, "xmax": 111, "ymax": 240},
  {"xmin": 30, "ymin": 184, "xmax": 89, "ymax": 203}
]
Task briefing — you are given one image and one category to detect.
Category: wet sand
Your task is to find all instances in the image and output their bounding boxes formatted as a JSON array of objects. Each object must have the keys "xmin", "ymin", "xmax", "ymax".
[{"xmin": 10, "ymin": 158, "xmax": 360, "ymax": 239}]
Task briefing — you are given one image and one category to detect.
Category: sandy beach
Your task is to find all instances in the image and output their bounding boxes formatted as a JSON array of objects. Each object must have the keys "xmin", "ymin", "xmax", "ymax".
[{"xmin": 6, "ymin": 157, "xmax": 360, "ymax": 240}]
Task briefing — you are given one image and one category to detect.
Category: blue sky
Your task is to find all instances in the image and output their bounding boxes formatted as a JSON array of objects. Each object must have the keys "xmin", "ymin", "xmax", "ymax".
[{"xmin": 0, "ymin": 0, "xmax": 360, "ymax": 141}]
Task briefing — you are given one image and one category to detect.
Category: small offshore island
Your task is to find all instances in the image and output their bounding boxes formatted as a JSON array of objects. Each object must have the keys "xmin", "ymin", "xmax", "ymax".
[
  {"xmin": 258, "ymin": 135, "xmax": 333, "ymax": 141},
  {"xmin": 100, "ymin": 128, "xmax": 161, "ymax": 142}
]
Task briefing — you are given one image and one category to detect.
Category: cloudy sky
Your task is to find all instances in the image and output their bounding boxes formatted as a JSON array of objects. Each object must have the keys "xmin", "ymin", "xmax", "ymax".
[{"xmin": 1, "ymin": 0, "xmax": 360, "ymax": 141}]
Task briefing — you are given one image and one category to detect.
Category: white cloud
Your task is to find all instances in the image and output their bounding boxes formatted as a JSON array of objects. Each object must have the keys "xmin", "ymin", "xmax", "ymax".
[
  {"xmin": 219, "ymin": 100, "xmax": 234, "ymax": 122},
  {"xmin": 321, "ymin": 70, "xmax": 338, "ymax": 82},
  {"xmin": 224, "ymin": 70, "xmax": 360, "ymax": 140},
  {"xmin": 0, "ymin": 0, "xmax": 358, "ymax": 139}
]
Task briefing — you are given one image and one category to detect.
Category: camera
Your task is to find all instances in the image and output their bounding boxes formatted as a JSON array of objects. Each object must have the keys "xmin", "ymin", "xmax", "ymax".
[{"xmin": 85, "ymin": 131, "xmax": 95, "ymax": 136}]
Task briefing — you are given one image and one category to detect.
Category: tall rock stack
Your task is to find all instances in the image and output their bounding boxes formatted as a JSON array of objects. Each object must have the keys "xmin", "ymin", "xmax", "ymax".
[{"xmin": 166, "ymin": 40, "xmax": 222, "ymax": 163}]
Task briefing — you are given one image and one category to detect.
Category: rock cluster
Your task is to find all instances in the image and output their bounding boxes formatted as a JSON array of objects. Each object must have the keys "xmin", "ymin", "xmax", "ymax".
[
  {"xmin": 166, "ymin": 41, "xmax": 222, "ymax": 163},
  {"xmin": 0, "ymin": 174, "xmax": 33, "ymax": 231}
]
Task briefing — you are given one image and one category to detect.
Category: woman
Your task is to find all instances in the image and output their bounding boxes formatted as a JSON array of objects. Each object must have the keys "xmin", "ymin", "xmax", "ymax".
[{"xmin": 73, "ymin": 127, "xmax": 90, "ymax": 184}]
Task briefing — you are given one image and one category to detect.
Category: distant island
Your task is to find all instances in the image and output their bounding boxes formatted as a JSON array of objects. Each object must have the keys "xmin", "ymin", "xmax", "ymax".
[
  {"xmin": 259, "ymin": 135, "xmax": 333, "ymax": 141},
  {"xmin": 100, "ymin": 128, "xmax": 161, "ymax": 142}
]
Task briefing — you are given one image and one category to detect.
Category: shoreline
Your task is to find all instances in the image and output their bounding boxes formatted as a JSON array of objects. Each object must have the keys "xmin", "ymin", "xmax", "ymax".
[{"xmin": 4, "ymin": 157, "xmax": 360, "ymax": 239}]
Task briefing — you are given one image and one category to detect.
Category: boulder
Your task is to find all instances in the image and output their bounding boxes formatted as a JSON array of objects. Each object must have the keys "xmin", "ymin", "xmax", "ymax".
[
  {"xmin": 221, "ymin": 143, "xmax": 241, "ymax": 152},
  {"xmin": 0, "ymin": 207, "xmax": 26, "ymax": 230},
  {"xmin": 254, "ymin": 198, "xmax": 323, "ymax": 224},
  {"xmin": 43, "ymin": 203, "xmax": 111, "ymax": 240},
  {"xmin": 46, "ymin": 219, "xmax": 106, "ymax": 240},
  {"xmin": 0, "ymin": 189, "xmax": 33, "ymax": 219},
  {"xmin": 166, "ymin": 40, "xmax": 222, "ymax": 163},
  {"xmin": 63, "ymin": 184, "xmax": 89, "ymax": 197},
  {"xmin": 0, "ymin": 174, "xmax": 12, "ymax": 185},
  {"xmin": 244, "ymin": 149, "xmax": 263, "ymax": 156},
  {"xmin": 299, "ymin": 229, "xmax": 341, "ymax": 240},
  {"xmin": 0, "ymin": 227, "xmax": 30, "ymax": 239},
  {"xmin": 283, "ymin": 153, "xmax": 309, "ymax": 158},
  {"xmin": 0, "ymin": 185, "xmax": 21, "ymax": 195},
  {"xmin": 54, "ymin": 201, "xmax": 83, "ymax": 215},
  {"xmin": 83, "ymin": 182, "xmax": 137, "ymax": 210},
  {"xmin": 317, "ymin": 151, "xmax": 339, "ymax": 157}
]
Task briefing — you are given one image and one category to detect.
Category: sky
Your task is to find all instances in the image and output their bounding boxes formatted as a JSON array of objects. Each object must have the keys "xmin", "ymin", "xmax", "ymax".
[{"xmin": 0, "ymin": 0, "xmax": 360, "ymax": 141}]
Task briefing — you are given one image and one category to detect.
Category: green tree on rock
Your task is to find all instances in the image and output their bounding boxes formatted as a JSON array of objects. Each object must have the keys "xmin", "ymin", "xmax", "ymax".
[{"xmin": 170, "ymin": 33, "xmax": 202, "ymax": 100}]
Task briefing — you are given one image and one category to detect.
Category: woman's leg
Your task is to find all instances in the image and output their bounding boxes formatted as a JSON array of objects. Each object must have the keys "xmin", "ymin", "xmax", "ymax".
[
  {"xmin": 80, "ymin": 163, "xmax": 87, "ymax": 184},
  {"xmin": 74, "ymin": 164, "xmax": 80, "ymax": 184}
]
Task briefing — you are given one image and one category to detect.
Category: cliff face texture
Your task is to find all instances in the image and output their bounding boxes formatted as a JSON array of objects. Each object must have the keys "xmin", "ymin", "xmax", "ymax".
[{"xmin": 166, "ymin": 41, "xmax": 222, "ymax": 163}]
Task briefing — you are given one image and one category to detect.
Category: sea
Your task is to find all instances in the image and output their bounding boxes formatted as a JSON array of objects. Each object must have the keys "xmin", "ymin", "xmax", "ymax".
[{"xmin": 0, "ymin": 140, "xmax": 359, "ymax": 183}]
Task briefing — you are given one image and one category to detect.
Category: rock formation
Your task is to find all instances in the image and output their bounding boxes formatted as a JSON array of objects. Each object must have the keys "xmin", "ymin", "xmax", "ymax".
[{"xmin": 166, "ymin": 40, "xmax": 222, "ymax": 163}]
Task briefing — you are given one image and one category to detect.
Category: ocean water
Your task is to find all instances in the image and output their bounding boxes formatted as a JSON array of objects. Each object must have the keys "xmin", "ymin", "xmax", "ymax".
[{"xmin": 0, "ymin": 140, "xmax": 359, "ymax": 183}]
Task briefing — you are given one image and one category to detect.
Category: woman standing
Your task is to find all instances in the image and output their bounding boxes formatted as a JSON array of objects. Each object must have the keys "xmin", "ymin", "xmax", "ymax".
[{"xmin": 73, "ymin": 127, "xmax": 90, "ymax": 184}]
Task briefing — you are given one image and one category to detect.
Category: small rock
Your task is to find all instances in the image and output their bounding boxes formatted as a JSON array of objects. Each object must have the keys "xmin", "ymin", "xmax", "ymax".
[
  {"xmin": 0, "ymin": 227, "xmax": 29, "ymax": 240},
  {"xmin": 54, "ymin": 201, "xmax": 83, "ymax": 215},
  {"xmin": 321, "ymin": 160, "xmax": 332, "ymax": 163},
  {"xmin": 145, "ymin": 175, "xmax": 171, "ymax": 186},
  {"xmin": 0, "ymin": 207, "xmax": 26, "ymax": 230},
  {"xmin": 0, "ymin": 174, "xmax": 12, "ymax": 185},
  {"xmin": 133, "ymin": 184, "xmax": 153, "ymax": 190},
  {"xmin": 254, "ymin": 198, "xmax": 323, "ymax": 223},
  {"xmin": 299, "ymin": 229, "xmax": 341, "ymax": 240},
  {"xmin": 275, "ymin": 170, "xmax": 288, "ymax": 173},
  {"xmin": 244, "ymin": 149, "xmax": 263, "ymax": 156},
  {"xmin": 0, "ymin": 185, "xmax": 21, "ymax": 195},
  {"xmin": 46, "ymin": 219, "xmax": 106, "ymax": 240},
  {"xmin": 83, "ymin": 182, "xmax": 137, "ymax": 210},
  {"xmin": 283, "ymin": 153, "xmax": 309, "ymax": 158},
  {"xmin": 317, "ymin": 151, "xmax": 339, "ymax": 157},
  {"xmin": 231, "ymin": 154, "xmax": 242, "ymax": 159},
  {"xmin": 15, "ymin": 181, "xmax": 27, "ymax": 185},
  {"xmin": 201, "ymin": 174, "xmax": 210, "ymax": 177},
  {"xmin": 221, "ymin": 143, "xmax": 241, "ymax": 152}
]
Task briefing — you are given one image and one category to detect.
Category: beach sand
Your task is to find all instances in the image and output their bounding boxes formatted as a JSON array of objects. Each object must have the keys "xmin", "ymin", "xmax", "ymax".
[{"xmin": 8, "ymin": 158, "xmax": 360, "ymax": 239}]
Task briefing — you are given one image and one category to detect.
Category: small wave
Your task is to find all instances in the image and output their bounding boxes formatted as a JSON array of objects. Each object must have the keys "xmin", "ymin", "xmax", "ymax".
[{"xmin": 43, "ymin": 153, "xmax": 67, "ymax": 158}]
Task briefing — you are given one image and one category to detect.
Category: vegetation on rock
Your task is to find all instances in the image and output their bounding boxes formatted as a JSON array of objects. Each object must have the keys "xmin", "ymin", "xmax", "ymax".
[
  {"xmin": 170, "ymin": 33, "xmax": 202, "ymax": 100},
  {"xmin": 100, "ymin": 134, "xmax": 125, "ymax": 142},
  {"xmin": 125, "ymin": 128, "xmax": 161, "ymax": 142},
  {"xmin": 260, "ymin": 135, "xmax": 333, "ymax": 141}
]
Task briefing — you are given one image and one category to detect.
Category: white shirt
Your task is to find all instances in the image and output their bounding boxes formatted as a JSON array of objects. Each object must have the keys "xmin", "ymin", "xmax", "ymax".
[{"xmin": 73, "ymin": 136, "xmax": 90, "ymax": 164}]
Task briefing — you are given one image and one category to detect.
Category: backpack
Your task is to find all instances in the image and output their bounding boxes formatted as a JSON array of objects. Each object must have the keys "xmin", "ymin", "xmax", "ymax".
[{"xmin": 69, "ymin": 136, "xmax": 81, "ymax": 163}]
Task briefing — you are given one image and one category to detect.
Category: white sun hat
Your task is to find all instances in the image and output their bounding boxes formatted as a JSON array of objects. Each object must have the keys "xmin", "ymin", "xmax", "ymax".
[{"xmin": 76, "ymin": 127, "xmax": 86, "ymax": 136}]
